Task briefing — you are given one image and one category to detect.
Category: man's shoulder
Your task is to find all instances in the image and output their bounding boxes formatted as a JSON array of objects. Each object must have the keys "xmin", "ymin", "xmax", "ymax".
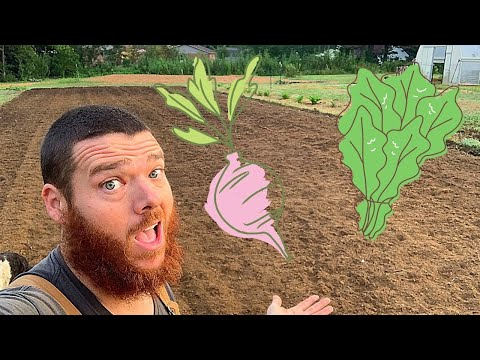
[{"xmin": 0, "ymin": 285, "xmax": 66, "ymax": 315}]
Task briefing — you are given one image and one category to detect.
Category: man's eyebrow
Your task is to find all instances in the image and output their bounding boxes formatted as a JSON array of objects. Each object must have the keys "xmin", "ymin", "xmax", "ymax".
[
  {"xmin": 89, "ymin": 153, "xmax": 164, "ymax": 177},
  {"xmin": 148, "ymin": 152, "xmax": 164, "ymax": 161},
  {"xmin": 89, "ymin": 159, "xmax": 132, "ymax": 177}
]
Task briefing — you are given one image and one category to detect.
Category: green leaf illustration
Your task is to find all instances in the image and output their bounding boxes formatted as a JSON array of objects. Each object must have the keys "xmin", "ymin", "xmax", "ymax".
[
  {"xmin": 416, "ymin": 87, "xmax": 463, "ymax": 165},
  {"xmin": 156, "ymin": 87, "xmax": 205, "ymax": 124},
  {"xmin": 227, "ymin": 56, "xmax": 260, "ymax": 122},
  {"xmin": 371, "ymin": 116, "xmax": 430, "ymax": 204},
  {"xmin": 360, "ymin": 117, "xmax": 429, "ymax": 240},
  {"xmin": 338, "ymin": 106, "xmax": 387, "ymax": 199},
  {"xmin": 384, "ymin": 64, "xmax": 436, "ymax": 129},
  {"xmin": 172, "ymin": 127, "xmax": 219, "ymax": 145},
  {"xmin": 338, "ymin": 65, "xmax": 464, "ymax": 241},
  {"xmin": 187, "ymin": 57, "xmax": 221, "ymax": 116},
  {"xmin": 341, "ymin": 68, "xmax": 401, "ymax": 134},
  {"xmin": 356, "ymin": 200, "xmax": 393, "ymax": 240}
]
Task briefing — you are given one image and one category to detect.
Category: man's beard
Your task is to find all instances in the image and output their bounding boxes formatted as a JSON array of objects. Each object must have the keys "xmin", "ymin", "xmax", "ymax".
[{"xmin": 60, "ymin": 203, "xmax": 184, "ymax": 300}]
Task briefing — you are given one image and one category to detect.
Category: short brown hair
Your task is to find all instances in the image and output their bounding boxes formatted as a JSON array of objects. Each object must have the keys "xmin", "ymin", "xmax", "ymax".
[{"xmin": 40, "ymin": 105, "xmax": 150, "ymax": 206}]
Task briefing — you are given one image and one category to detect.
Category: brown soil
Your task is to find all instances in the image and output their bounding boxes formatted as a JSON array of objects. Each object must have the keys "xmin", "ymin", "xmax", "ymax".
[
  {"xmin": 0, "ymin": 86, "xmax": 478, "ymax": 314},
  {"xmin": 86, "ymin": 74, "xmax": 273, "ymax": 85},
  {"xmin": 85, "ymin": 74, "xmax": 351, "ymax": 116}
]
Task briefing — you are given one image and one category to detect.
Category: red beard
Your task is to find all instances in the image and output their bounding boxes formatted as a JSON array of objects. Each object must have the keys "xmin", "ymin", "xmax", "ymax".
[{"xmin": 60, "ymin": 203, "xmax": 184, "ymax": 300}]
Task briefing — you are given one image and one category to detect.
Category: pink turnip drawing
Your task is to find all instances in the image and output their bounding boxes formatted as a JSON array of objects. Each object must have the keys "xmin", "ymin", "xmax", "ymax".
[{"xmin": 156, "ymin": 56, "xmax": 291, "ymax": 260}]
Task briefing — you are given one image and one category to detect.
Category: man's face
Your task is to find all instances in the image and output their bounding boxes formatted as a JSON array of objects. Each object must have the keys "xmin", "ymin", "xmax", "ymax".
[{"xmin": 60, "ymin": 131, "xmax": 183, "ymax": 299}]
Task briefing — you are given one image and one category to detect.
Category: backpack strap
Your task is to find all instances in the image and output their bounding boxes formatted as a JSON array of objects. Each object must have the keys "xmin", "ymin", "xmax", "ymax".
[
  {"xmin": 157, "ymin": 284, "xmax": 180, "ymax": 315},
  {"xmin": 7, "ymin": 274, "xmax": 81, "ymax": 315}
]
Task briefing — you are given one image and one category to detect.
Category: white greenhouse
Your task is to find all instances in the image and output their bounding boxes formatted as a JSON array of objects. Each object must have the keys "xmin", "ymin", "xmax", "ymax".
[{"xmin": 415, "ymin": 45, "xmax": 480, "ymax": 85}]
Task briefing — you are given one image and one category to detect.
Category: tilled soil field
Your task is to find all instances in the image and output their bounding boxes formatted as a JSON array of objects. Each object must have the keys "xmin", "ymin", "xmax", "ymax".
[{"xmin": 0, "ymin": 86, "xmax": 478, "ymax": 314}]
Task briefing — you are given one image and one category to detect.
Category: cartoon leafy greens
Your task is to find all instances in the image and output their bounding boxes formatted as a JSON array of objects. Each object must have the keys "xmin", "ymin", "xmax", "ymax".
[
  {"xmin": 156, "ymin": 56, "xmax": 291, "ymax": 261},
  {"xmin": 338, "ymin": 64, "xmax": 464, "ymax": 240}
]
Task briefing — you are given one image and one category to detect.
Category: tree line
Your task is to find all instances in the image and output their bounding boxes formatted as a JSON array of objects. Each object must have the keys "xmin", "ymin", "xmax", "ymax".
[{"xmin": 0, "ymin": 45, "xmax": 416, "ymax": 82}]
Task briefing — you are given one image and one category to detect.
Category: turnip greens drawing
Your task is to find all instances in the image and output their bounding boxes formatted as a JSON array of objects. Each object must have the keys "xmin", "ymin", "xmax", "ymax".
[
  {"xmin": 338, "ymin": 64, "xmax": 464, "ymax": 240},
  {"xmin": 156, "ymin": 56, "xmax": 291, "ymax": 261}
]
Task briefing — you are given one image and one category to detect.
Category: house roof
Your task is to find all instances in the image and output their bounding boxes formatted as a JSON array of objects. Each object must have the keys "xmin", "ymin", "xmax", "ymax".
[{"xmin": 175, "ymin": 45, "xmax": 216, "ymax": 54}]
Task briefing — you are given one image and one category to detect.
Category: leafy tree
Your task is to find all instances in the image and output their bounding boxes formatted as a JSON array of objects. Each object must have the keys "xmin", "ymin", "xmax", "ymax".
[
  {"xmin": 15, "ymin": 46, "xmax": 38, "ymax": 80},
  {"xmin": 104, "ymin": 45, "xmax": 125, "ymax": 66},
  {"xmin": 1, "ymin": 45, "xmax": 40, "ymax": 81},
  {"xmin": 71, "ymin": 45, "xmax": 106, "ymax": 67},
  {"xmin": 50, "ymin": 45, "xmax": 79, "ymax": 77},
  {"xmin": 215, "ymin": 45, "xmax": 229, "ymax": 59},
  {"xmin": 148, "ymin": 45, "xmax": 179, "ymax": 59}
]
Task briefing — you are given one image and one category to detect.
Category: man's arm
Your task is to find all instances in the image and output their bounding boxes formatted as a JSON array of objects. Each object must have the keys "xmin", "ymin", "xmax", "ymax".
[{"xmin": 0, "ymin": 286, "xmax": 66, "ymax": 315}]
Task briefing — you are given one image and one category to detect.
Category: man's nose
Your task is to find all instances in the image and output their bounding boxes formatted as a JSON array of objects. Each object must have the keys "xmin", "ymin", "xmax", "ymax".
[{"xmin": 132, "ymin": 177, "xmax": 162, "ymax": 214}]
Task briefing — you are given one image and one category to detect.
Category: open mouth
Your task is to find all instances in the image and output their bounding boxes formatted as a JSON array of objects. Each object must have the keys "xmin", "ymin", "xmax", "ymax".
[{"xmin": 134, "ymin": 221, "xmax": 163, "ymax": 250}]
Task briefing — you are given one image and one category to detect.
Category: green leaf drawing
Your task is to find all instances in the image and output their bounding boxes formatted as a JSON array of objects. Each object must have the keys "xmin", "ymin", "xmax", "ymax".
[
  {"xmin": 187, "ymin": 57, "xmax": 221, "ymax": 116},
  {"xmin": 156, "ymin": 87, "xmax": 205, "ymax": 124},
  {"xmin": 227, "ymin": 56, "xmax": 260, "ymax": 122},
  {"xmin": 341, "ymin": 68, "xmax": 401, "ymax": 134},
  {"xmin": 360, "ymin": 117, "xmax": 430, "ymax": 239},
  {"xmin": 416, "ymin": 87, "xmax": 463, "ymax": 165},
  {"xmin": 371, "ymin": 116, "xmax": 430, "ymax": 203},
  {"xmin": 356, "ymin": 199, "xmax": 393, "ymax": 241},
  {"xmin": 384, "ymin": 64, "xmax": 436, "ymax": 129},
  {"xmin": 172, "ymin": 127, "xmax": 219, "ymax": 145},
  {"xmin": 338, "ymin": 106, "xmax": 387, "ymax": 199},
  {"xmin": 338, "ymin": 65, "xmax": 464, "ymax": 241}
]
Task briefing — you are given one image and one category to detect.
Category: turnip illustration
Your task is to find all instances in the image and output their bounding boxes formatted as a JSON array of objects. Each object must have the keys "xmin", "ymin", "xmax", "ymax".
[{"xmin": 156, "ymin": 56, "xmax": 291, "ymax": 260}]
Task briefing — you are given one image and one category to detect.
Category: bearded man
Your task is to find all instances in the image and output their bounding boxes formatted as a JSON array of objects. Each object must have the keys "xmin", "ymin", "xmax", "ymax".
[{"xmin": 0, "ymin": 105, "xmax": 333, "ymax": 315}]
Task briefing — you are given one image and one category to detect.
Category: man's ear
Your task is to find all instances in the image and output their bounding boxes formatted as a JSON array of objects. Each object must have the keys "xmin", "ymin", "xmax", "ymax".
[{"xmin": 42, "ymin": 184, "xmax": 68, "ymax": 224}]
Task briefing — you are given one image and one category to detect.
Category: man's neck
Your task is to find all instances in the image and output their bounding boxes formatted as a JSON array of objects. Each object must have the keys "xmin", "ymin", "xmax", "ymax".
[{"xmin": 99, "ymin": 292, "xmax": 155, "ymax": 315}]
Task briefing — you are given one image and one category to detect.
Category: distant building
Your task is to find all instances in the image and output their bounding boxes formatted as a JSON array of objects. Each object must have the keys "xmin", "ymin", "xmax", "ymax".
[
  {"xmin": 415, "ymin": 45, "xmax": 480, "ymax": 85},
  {"xmin": 175, "ymin": 45, "xmax": 217, "ymax": 60}
]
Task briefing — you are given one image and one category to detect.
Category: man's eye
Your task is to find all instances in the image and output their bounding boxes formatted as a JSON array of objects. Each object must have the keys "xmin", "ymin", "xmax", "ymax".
[
  {"xmin": 149, "ymin": 169, "xmax": 164, "ymax": 179},
  {"xmin": 102, "ymin": 179, "xmax": 121, "ymax": 191}
]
